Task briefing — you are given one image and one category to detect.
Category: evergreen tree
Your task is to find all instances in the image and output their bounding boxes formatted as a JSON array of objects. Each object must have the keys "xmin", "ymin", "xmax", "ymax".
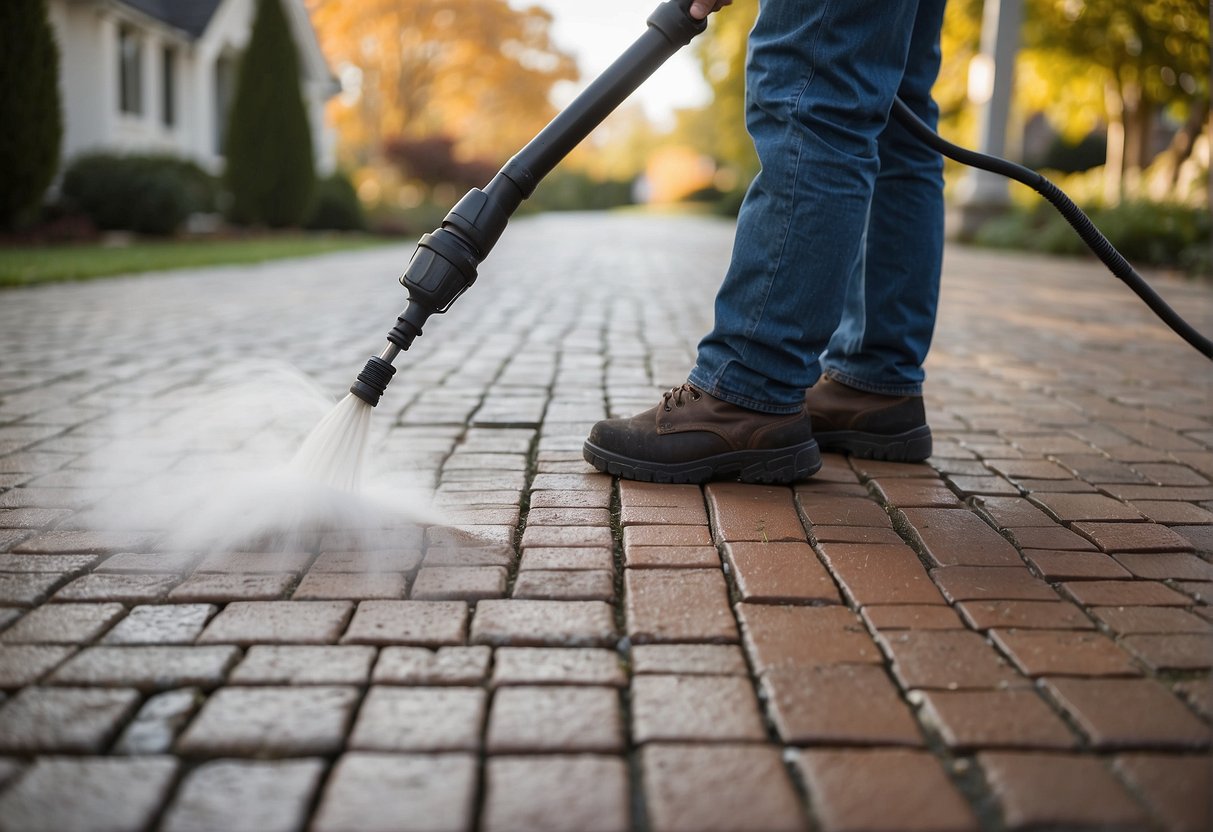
[
  {"xmin": 224, "ymin": 0, "xmax": 316, "ymax": 227},
  {"xmin": 0, "ymin": 0, "xmax": 63, "ymax": 229}
]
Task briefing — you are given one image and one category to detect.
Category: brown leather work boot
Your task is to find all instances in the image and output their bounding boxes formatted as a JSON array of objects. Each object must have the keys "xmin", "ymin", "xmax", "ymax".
[
  {"xmin": 804, "ymin": 377, "xmax": 932, "ymax": 462},
  {"xmin": 583, "ymin": 383, "xmax": 821, "ymax": 484}
]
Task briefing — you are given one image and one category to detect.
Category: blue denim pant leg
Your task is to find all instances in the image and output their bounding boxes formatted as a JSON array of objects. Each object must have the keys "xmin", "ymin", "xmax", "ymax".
[
  {"xmin": 822, "ymin": 0, "xmax": 948, "ymax": 396},
  {"xmin": 690, "ymin": 0, "xmax": 937, "ymax": 413}
]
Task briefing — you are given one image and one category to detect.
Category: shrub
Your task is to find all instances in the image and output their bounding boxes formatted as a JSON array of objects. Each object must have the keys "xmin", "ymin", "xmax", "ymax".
[
  {"xmin": 60, "ymin": 154, "xmax": 217, "ymax": 235},
  {"xmin": 0, "ymin": 0, "xmax": 63, "ymax": 229},
  {"xmin": 306, "ymin": 172, "xmax": 365, "ymax": 231},
  {"xmin": 224, "ymin": 0, "xmax": 316, "ymax": 227},
  {"xmin": 974, "ymin": 200, "xmax": 1211, "ymax": 275}
]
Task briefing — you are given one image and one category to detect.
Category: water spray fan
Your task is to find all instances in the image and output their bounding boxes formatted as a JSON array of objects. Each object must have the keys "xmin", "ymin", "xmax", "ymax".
[
  {"xmin": 350, "ymin": 0, "xmax": 1212, "ymax": 411},
  {"xmin": 349, "ymin": 0, "xmax": 708, "ymax": 407}
]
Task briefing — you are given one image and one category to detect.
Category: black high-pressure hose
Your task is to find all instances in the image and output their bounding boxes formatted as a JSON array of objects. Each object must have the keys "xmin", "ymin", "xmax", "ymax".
[{"xmin": 890, "ymin": 97, "xmax": 1213, "ymax": 361}]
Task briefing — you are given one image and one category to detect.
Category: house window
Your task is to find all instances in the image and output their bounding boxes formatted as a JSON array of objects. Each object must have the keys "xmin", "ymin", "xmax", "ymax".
[
  {"xmin": 118, "ymin": 24, "xmax": 143, "ymax": 115},
  {"xmin": 162, "ymin": 46, "xmax": 177, "ymax": 128}
]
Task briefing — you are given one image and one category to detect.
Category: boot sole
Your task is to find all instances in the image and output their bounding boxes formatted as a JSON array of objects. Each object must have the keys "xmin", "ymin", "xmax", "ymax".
[
  {"xmin": 582, "ymin": 439, "xmax": 823, "ymax": 485},
  {"xmin": 813, "ymin": 425, "xmax": 932, "ymax": 463}
]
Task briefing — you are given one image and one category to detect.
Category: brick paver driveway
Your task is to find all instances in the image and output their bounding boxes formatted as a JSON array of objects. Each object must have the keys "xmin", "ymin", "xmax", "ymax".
[{"xmin": 0, "ymin": 213, "xmax": 1210, "ymax": 831}]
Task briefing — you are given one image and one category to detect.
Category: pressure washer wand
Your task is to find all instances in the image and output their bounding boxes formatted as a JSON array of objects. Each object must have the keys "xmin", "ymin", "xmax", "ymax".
[{"xmin": 349, "ymin": 0, "xmax": 707, "ymax": 406}]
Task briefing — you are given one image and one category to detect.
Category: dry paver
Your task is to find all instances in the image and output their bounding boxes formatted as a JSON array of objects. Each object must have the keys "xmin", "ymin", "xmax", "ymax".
[
  {"xmin": 519, "ymin": 546, "xmax": 614, "ymax": 571},
  {"xmin": 472, "ymin": 599, "xmax": 617, "ymax": 647},
  {"xmin": 491, "ymin": 647, "xmax": 625, "ymax": 687},
  {"xmin": 48, "ymin": 645, "xmax": 240, "ymax": 690},
  {"xmin": 341, "ymin": 600, "xmax": 468, "ymax": 646},
  {"xmin": 486, "ymin": 685, "xmax": 622, "ymax": 753},
  {"xmin": 0, "ymin": 686, "xmax": 140, "ymax": 753},
  {"xmin": 229, "ymin": 645, "xmax": 377, "ymax": 685},
  {"xmin": 197, "ymin": 600, "xmax": 353, "ymax": 644},
  {"xmin": 0, "ymin": 756, "xmax": 178, "ymax": 832},
  {"xmin": 630, "ymin": 674, "xmax": 766, "ymax": 743},
  {"xmin": 372, "ymin": 645, "xmax": 491, "ymax": 685},
  {"xmin": 511, "ymin": 568, "xmax": 615, "ymax": 601},
  {"xmin": 482, "ymin": 755, "xmax": 630, "ymax": 832},
  {"xmin": 794, "ymin": 749, "xmax": 978, "ymax": 832},
  {"xmin": 159, "ymin": 758, "xmax": 326, "ymax": 832},
  {"xmin": 349, "ymin": 686, "xmax": 486, "ymax": 752},
  {"xmin": 625, "ymin": 569, "xmax": 737, "ymax": 644},
  {"xmin": 176, "ymin": 685, "xmax": 360, "ymax": 757},
  {"xmin": 311, "ymin": 752, "xmax": 477, "ymax": 832},
  {"xmin": 630, "ymin": 644, "xmax": 749, "ymax": 675}
]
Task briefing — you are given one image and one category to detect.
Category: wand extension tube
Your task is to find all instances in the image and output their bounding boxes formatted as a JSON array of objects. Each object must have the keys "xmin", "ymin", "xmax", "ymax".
[{"xmin": 350, "ymin": 0, "xmax": 707, "ymax": 406}]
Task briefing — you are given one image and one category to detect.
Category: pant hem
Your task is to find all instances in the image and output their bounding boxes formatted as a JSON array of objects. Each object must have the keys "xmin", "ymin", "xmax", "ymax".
[
  {"xmin": 687, "ymin": 369, "xmax": 805, "ymax": 415},
  {"xmin": 823, "ymin": 368, "xmax": 923, "ymax": 397}
]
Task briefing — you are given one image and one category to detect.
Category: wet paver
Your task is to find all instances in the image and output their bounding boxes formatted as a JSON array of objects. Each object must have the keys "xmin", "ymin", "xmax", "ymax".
[{"xmin": 0, "ymin": 213, "xmax": 1210, "ymax": 829}]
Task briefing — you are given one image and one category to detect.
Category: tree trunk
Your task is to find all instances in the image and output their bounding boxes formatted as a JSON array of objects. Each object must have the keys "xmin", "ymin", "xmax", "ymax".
[{"xmin": 1103, "ymin": 79, "xmax": 1125, "ymax": 205}]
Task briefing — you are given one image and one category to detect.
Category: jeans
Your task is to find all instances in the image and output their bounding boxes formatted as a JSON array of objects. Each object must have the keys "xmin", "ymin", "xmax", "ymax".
[{"xmin": 688, "ymin": 0, "xmax": 948, "ymax": 413}]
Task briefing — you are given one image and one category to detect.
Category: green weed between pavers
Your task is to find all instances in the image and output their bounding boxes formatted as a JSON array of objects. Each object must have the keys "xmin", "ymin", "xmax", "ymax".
[{"xmin": 0, "ymin": 236, "xmax": 388, "ymax": 287}]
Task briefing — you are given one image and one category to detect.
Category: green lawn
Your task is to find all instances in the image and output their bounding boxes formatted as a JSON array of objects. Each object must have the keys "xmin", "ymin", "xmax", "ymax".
[{"xmin": 0, "ymin": 235, "xmax": 390, "ymax": 287}]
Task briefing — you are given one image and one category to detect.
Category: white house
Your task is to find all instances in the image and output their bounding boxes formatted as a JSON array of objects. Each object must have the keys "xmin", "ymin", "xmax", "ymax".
[{"xmin": 46, "ymin": 0, "xmax": 339, "ymax": 175}]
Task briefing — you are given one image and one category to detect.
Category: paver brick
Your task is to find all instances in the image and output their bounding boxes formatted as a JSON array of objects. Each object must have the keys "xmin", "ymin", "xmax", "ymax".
[
  {"xmin": 349, "ymin": 686, "xmax": 486, "ymax": 752},
  {"xmin": 918, "ymin": 689, "xmax": 1077, "ymax": 751},
  {"xmin": 48, "ymin": 645, "xmax": 240, "ymax": 691},
  {"xmin": 0, "ymin": 644, "xmax": 76, "ymax": 688},
  {"xmin": 160, "ymin": 758, "xmax": 326, "ymax": 832},
  {"xmin": 52, "ymin": 572, "xmax": 179, "ymax": 603},
  {"xmin": 738, "ymin": 603, "xmax": 881, "ymax": 672},
  {"xmin": 166, "ymin": 572, "xmax": 296, "ymax": 602},
  {"xmin": 1042, "ymin": 677, "xmax": 1210, "ymax": 749},
  {"xmin": 1030, "ymin": 492, "xmax": 1145, "ymax": 522},
  {"xmin": 1120, "ymin": 633, "xmax": 1213, "ymax": 671},
  {"xmin": 197, "ymin": 600, "xmax": 352, "ymax": 644},
  {"xmin": 491, "ymin": 647, "xmax": 625, "ymax": 687},
  {"xmin": 899, "ymin": 507, "xmax": 1022, "ymax": 566},
  {"xmin": 519, "ymin": 546, "xmax": 614, "ymax": 571},
  {"xmin": 631, "ymin": 674, "xmax": 766, "ymax": 743},
  {"xmin": 990, "ymin": 629, "xmax": 1140, "ymax": 677},
  {"xmin": 956, "ymin": 600, "xmax": 1094, "ymax": 631},
  {"xmin": 861, "ymin": 604, "xmax": 966, "ymax": 630},
  {"xmin": 642, "ymin": 743, "xmax": 806, "ymax": 832},
  {"xmin": 761, "ymin": 664, "xmax": 923, "ymax": 746},
  {"xmin": 112, "ymin": 687, "xmax": 202, "ymax": 754},
  {"xmin": 472, "ymin": 599, "xmax": 616, "ymax": 647},
  {"xmin": 372, "ymin": 646, "xmax": 491, "ymax": 685},
  {"xmin": 0, "ymin": 602, "xmax": 125, "ymax": 643},
  {"xmin": 971, "ymin": 496, "xmax": 1057, "ymax": 528},
  {"xmin": 520, "ymin": 525, "xmax": 612, "ymax": 548},
  {"xmin": 977, "ymin": 751, "xmax": 1150, "ymax": 830},
  {"xmin": 817, "ymin": 542, "xmax": 945, "ymax": 606},
  {"xmin": 101, "ymin": 603, "xmax": 216, "ymax": 644},
  {"xmin": 310, "ymin": 549, "xmax": 423, "ymax": 572},
  {"xmin": 1072, "ymin": 521, "xmax": 1195, "ymax": 553},
  {"xmin": 1007, "ymin": 525, "xmax": 1099, "ymax": 550},
  {"xmin": 630, "ymin": 644, "xmax": 749, "ymax": 675},
  {"xmin": 1113, "ymin": 753, "xmax": 1212, "ymax": 832},
  {"xmin": 706, "ymin": 482, "xmax": 807, "ymax": 542},
  {"xmin": 410, "ymin": 566, "xmax": 506, "ymax": 600},
  {"xmin": 482, "ymin": 755, "xmax": 630, "ymax": 832},
  {"xmin": 622, "ymin": 524, "xmax": 713, "ymax": 547},
  {"xmin": 1059, "ymin": 579, "xmax": 1193, "ymax": 607},
  {"xmin": 311, "ymin": 752, "xmax": 477, "ymax": 832},
  {"xmin": 0, "ymin": 553, "xmax": 99, "ymax": 574},
  {"xmin": 341, "ymin": 600, "xmax": 468, "ymax": 646},
  {"xmin": 1022, "ymin": 548, "xmax": 1132, "ymax": 580},
  {"xmin": 13, "ymin": 530, "xmax": 156, "ymax": 554},
  {"xmin": 176, "ymin": 686, "xmax": 360, "ymax": 757},
  {"xmin": 870, "ymin": 478, "xmax": 962, "ymax": 508},
  {"xmin": 625, "ymin": 544, "xmax": 720, "ymax": 568},
  {"xmin": 810, "ymin": 525, "xmax": 906, "ymax": 544},
  {"xmin": 796, "ymin": 494, "xmax": 893, "ymax": 527},
  {"xmin": 1091, "ymin": 605, "xmax": 1211, "ymax": 635},
  {"xmin": 0, "ymin": 756, "xmax": 178, "ymax": 832},
  {"xmin": 292, "ymin": 571, "xmax": 407, "ymax": 600},
  {"xmin": 625, "ymin": 569, "xmax": 736, "ymax": 643},
  {"xmin": 1113, "ymin": 552, "xmax": 1213, "ymax": 580},
  {"xmin": 877, "ymin": 630, "xmax": 1024, "ymax": 690},
  {"xmin": 723, "ymin": 541, "xmax": 840, "ymax": 604},
  {"xmin": 931, "ymin": 566, "xmax": 1058, "ymax": 603},
  {"xmin": 0, "ymin": 572, "xmax": 69, "ymax": 606},
  {"xmin": 486, "ymin": 685, "xmax": 622, "ymax": 753},
  {"xmin": 794, "ymin": 749, "xmax": 978, "ymax": 832},
  {"xmin": 230, "ymin": 645, "xmax": 377, "ymax": 685},
  {"xmin": 512, "ymin": 568, "xmax": 615, "ymax": 601},
  {"xmin": 0, "ymin": 686, "xmax": 140, "ymax": 753}
]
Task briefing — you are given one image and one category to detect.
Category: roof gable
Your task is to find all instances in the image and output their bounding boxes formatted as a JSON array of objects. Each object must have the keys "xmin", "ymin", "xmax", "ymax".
[{"xmin": 116, "ymin": 0, "xmax": 224, "ymax": 38}]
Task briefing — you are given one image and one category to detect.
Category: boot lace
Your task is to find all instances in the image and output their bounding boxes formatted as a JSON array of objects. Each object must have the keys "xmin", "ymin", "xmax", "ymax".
[{"xmin": 662, "ymin": 383, "xmax": 702, "ymax": 412}]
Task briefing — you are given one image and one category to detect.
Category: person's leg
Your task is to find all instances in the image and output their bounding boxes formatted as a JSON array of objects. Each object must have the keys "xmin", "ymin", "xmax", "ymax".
[
  {"xmin": 804, "ymin": 0, "xmax": 947, "ymax": 463},
  {"xmin": 584, "ymin": 0, "xmax": 924, "ymax": 483},
  {"xmin": 821, "ymin": 0, "xmax": 947, "ymax": 393},
  {"xmin": 688, "ymin": 0, "xmax": 924, "ymax": 413}
]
